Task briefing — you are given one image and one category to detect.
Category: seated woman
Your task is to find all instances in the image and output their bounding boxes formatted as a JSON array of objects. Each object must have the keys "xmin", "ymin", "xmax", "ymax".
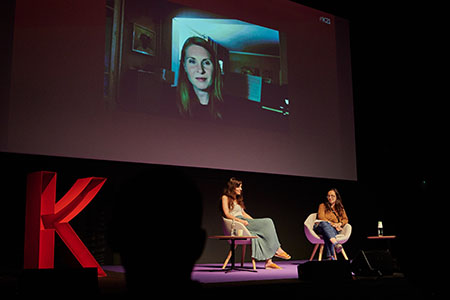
[
  {"xmin": 313, "ymin": 188, "xmax": 349, "ymax": 260},
  {"xmin": 221, "ymin": 177, "xmax": 290, "ymax": 269}
]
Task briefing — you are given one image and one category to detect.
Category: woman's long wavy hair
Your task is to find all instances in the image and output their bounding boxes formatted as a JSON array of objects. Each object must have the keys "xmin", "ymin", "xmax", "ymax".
[
  {"xmin": 177, "ymin": 36, "xmax": 223, "ymax": 119},
  {"xmin": 222, "ymin": 177, "xmax": 245, "ymax": 211},
  {"xmin": 324, "ymin": 188, "xmax": 345, "ymax": 218}
]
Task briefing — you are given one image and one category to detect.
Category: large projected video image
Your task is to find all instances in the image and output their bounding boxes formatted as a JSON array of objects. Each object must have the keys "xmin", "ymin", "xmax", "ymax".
[
  {"xmin": 113, "ymin": 3, "xmax": 289, "ymax": 131},
  {"xmin": 173, "ymin": 17, "xmax": 289, "ymax": 128},
  {"xmin": 5, "ymin": 0, "xmax": 356, "ymax": 180}
]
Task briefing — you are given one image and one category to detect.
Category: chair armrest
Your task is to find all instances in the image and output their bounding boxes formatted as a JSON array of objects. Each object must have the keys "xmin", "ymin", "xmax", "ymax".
[
  {"xmin": 222, "ymin": 217, "xmax": 252, "ymax": 236},
  {"xmin": 234, "ymin": 221, "xmax": 252, "ymax": 236},
  {"xmin": 340, "ymin": 223, "xmax": 352, "ymax": 238}
]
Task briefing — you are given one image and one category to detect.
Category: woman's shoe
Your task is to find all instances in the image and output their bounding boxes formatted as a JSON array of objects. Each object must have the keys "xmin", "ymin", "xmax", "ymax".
[
  {"xmin": 274, "ymin": 251, "xmax": 291, "ymax": 260},
  {"xmin": 265, "ymin": 263, "xmax": 282, "ymax": 269}
]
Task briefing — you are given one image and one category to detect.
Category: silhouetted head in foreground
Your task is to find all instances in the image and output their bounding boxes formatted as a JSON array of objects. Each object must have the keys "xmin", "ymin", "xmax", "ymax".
[{"xmin": 110, "ymin": 165, "xmax": 205, "ymax": 295}]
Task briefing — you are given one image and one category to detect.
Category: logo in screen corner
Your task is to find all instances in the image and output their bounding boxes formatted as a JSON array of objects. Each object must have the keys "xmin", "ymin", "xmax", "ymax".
[{"xmin": 319, "ymin": 16, "xmax": 331, "ymax": 25}]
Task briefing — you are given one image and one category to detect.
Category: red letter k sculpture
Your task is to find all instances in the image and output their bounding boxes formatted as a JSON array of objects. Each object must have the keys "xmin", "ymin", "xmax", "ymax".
[{"xmin": 24, "ymin": 171, "xmax": 107, "ymax": 277}]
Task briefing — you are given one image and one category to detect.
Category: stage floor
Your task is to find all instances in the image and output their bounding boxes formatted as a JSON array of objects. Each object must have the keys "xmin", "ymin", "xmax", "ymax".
[
  {"xmin": 102, "ymin": 260, "xmax": 306, "ymax": 284},
  {"xmin": 100, "ymin": 261, "xmax": 424, "ymax": 299},
  {"xmin": 100, "ymin": 261, "xmax": 429, "ymax": 299},
  {"xmin": 1, "ymin": 262, "xmax": 434, "ymax": 298},
  {"xmin": 190, "ymin": 259, "xmax": 307, "ymax": 283}
]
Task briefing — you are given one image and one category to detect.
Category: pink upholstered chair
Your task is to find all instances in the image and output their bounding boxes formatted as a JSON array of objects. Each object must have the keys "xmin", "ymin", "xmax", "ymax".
[
  {"xmin": 304, "ymin": 213, "xmax": 351, "ymax": 261},
  {"xmin": 221, "ymin": 217, "xmax": 256, "ymax": 270}
]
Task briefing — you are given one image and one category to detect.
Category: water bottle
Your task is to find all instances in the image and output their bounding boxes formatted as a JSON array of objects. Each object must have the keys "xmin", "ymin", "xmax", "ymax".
[
  {"xmin": 377, "ymin": 221, "xmax": 384, "ymax": 236},
  {"xmin": 231, "ymin": 219, "xmax": 236, "ymax": 236}
]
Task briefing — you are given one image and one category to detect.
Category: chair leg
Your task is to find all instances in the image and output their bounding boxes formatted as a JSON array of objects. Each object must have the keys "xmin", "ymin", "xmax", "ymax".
[
  {"xmin": 222, "ymin": 250, "xmax": 232, "ymax": 269},
  {"xmin": 310, "ymin": 244, "xmax": 319, "ymax": 261},
  {"xmin": 241, "ymin": 244, "xmax": 246, "ymax": 267},
  {"xmin": 249, "ymin": 244, "xmax": 256, "ymax": 270},
  {"xmin": 318, "ymin": 244, "xmax": 324, "ymax": 261},
  {"xmin": 341, "ymin": 247, "xmax": 348, "ymax": 260},
  {"xmin": 314, "ymin": 243, "xmax": 347, "ymax": 261}
]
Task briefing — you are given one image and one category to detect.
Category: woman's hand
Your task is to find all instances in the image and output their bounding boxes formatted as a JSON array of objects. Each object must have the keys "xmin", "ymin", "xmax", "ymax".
[
  {"xmin": 239, "ymin": 219, "xmax": 249, "ymax": 226},
  {"xmin": 331, "ymin": 222, "xmax": 343, "ymax": 231}
]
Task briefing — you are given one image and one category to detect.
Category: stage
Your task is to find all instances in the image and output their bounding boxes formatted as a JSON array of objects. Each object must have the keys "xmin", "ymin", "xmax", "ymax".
[
  {"xmin": 101, "ymin": 260, "xmax": 305, "ymax": 285},
  {"xmin": 0, "ymin": 260, "xmax": 437, "ymax": 298},
  {"xmin": 191, "ymin": 260, "xmax": 306, "ymax": 283},
  {"xmin": 97, "ymin": 260, "xmax": 427, "ymax": 299}
]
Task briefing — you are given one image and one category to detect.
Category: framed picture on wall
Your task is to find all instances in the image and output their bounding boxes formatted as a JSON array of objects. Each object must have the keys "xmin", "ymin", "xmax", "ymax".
[{"xmin": 132, "ymin": 23, "xmax": 155, "ymax": 56}]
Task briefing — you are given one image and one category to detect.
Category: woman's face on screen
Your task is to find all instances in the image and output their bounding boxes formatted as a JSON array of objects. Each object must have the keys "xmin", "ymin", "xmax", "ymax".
[{"xmin": 183, "ymin": 44, "xmax": 213, "ymax": 93}]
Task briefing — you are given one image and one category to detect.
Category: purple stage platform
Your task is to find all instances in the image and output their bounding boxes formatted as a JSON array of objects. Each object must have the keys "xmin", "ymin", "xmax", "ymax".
[
  {"xmin": 95, "ymin": 262, "xmax": 425, "ymax": 298},
  {"xmin": 0, "ymin": 262, "xmax": 428, "ymax": 298},
  {"xmin": 103, "ymin": 260, "xmax": 307, "ymax": 284},
  {"xmin": 191, "ymin": 260, "xmax": 307, "ymax": 283}
]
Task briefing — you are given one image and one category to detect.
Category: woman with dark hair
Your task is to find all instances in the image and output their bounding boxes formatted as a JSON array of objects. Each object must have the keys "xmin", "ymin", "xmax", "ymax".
[
  {"xmin": 177, "ymin": 36, "xmax": 223, "ymax": 120},
  {"xmin": 221, "ymin": 177, "xmax": 291, "ymax": 269},
  {"xmin": 313, "ymin": 188, "xmax": 349, "ymax": 260}
]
